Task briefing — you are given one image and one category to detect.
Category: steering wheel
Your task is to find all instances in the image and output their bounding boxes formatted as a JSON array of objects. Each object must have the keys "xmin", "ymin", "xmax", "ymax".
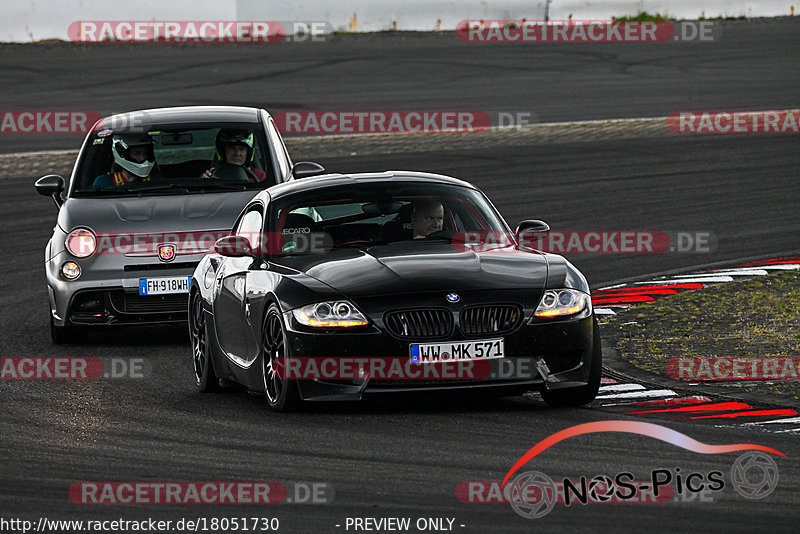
[
  {"xmin": 210, "ymin": 164, "xmax": 256, "ymax": 182},
  {"xmin": 425, "ymin": 229, "xmax": 455, "ymax": 240}
]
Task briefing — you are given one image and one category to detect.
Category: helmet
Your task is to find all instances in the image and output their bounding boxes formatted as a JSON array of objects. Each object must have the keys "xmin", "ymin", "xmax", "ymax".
[
  {"xmin": 112, "ymin": 134, "xmax": 155, "ymax": 177},
  {"xmin": 216, "ymin": 129, "xmax": 255, "ymax": 163}
]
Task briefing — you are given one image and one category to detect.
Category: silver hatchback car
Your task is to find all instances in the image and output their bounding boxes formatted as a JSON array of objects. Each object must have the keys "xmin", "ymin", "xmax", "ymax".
[{"xmin": 35, "ymin": 106, "xmax": 323, "ymax": 343}]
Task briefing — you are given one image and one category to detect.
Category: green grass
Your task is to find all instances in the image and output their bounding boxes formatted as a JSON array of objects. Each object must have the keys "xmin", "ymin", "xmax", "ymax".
[
  {"xmin": 601, "ymin": 269, "xmax": 800, "ymax": 401},
  {"xmin": 612, "ymin": 11, "xmax": 676, "ymax": 22},
  {"xmin": 704, "ymin": 16, "xmax": 747, "ymax": 21}
]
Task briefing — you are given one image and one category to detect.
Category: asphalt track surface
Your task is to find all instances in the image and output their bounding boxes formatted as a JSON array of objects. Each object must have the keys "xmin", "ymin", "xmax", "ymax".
[
  {"xmin": 1, "ymin": 20, "xmax": 799, "ymax": 533},
  {"xmin": 1, "ymin": 18, "xmax": 799, "ymax": 153}
]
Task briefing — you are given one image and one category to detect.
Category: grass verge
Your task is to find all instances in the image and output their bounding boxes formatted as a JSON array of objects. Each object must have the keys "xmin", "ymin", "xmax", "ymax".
[
  {"xmin": 601, "ymin": 269, "xmax": 800, "ymax": 402},
  {"xmin": 613, "ymin": 11, "xmax": 676, "ymax": 22}
]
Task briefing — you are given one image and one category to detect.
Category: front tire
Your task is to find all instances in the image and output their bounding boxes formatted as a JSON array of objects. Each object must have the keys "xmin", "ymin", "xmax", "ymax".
[
  {"xmin": 190, "ymin": 290, "xmax": 218, "ymax": 392},
  {"xmin": 261, "ymin": 303, "xmax": 300, "ymax": 412},
  {"xmin": 50, "ymin": 315, "xmax": 87, "ymax": 344},
  {"xmin": 541, "ymin": 318, "xmax": 602, "ymax": 408}
]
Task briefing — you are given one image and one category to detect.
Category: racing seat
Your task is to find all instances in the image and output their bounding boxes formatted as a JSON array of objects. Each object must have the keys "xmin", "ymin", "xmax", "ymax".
[{"xmin": 381, "ymin": 203, "xmax": 414, "ymax": 241}]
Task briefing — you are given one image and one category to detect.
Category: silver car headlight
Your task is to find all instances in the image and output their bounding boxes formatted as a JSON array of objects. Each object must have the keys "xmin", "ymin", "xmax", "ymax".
[
  {"xmin": 534, "ymin": 289, "xmax": 591, "ymax": 319},
  {"xmin": 292, "ymin": 301, "xmax": 369, "ymax": 328},
  {"xmin": 61, "ymin": 261, "xmax": 81, "ymax": 280},
  {"xmin": 65, "ymin": 228, "xmax": 96, "ymax": 258}
]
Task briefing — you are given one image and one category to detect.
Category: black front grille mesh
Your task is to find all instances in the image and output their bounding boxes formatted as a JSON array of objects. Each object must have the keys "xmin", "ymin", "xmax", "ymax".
[
  {"xmin": 110, "ymin": 292, "xmax": 189, "ymax": 313},
  {"xmin": 385, "ymin": 309, "xmax": 453, "ymax": 338},
  {"xmin": 460, "ymin": 305, "xmax": 522, "ymax": 336},
  {"xmin": 123, "ymin": 262, "xmax": 198, "ymax": 272}
]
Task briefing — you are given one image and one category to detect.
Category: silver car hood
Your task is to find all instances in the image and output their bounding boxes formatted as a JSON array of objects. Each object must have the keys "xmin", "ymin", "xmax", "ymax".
[{"xmin": 57, "ymin": 191, "xmax": 260, "ymax": 234}]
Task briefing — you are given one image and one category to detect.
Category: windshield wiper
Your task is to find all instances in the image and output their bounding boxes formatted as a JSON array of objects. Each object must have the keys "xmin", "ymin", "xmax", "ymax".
[
  {"xmin": 126, "ymin": 184, "xmax": 191, "ymax": 193},
  {"xmin": 76, "ymin": 182, "xmax": 252, "ymax": 196},
  {"xmin": 75, "ymin": 186, "xmax": 151, "ymax": 196},
  {"xmin": 189, "ymin": 183, "xmax": 252, "ymax": 191}
]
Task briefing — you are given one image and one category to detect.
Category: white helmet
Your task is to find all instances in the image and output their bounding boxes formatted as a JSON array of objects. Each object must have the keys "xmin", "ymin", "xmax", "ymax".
[{"xmin": 112, "ymin": 134, "xmax": 155, "ymax": 177}]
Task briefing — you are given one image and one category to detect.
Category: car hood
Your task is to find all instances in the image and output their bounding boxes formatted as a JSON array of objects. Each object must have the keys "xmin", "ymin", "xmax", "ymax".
[
  {"xmin": 57, "ymin": 191, "xmax": 259, "ymax": 234},
  {"xmin": 276, "ymin": 242, "xmax": 549, "ymax": 296}
]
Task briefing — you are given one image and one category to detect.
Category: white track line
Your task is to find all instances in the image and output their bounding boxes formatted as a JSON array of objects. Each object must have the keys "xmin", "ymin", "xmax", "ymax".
[
  {"xmin": 704, "ymin": 269, "xmax": 770, "ymax": 276},
  {"xmin": 595, "ymin": 389, "xmax": 677, "ymax": 400},
  {"xmin": 774, "ymin": 428, "xmax": 800, "ymax": 434},
  {"xmin": 594, "ymin": 308, "xmax": 617, "ymax": 315},
  {"xmin": 749, "ymin": 264, "xmax": 799, "ymax": 270},
  {"xmin": 636, "ymin": 276, "xmax": 733, "ymax": 284},
  {"xmin": 745, "ymin": 417, "xmax": 800, "ymax": 425},
  {"xmin": 599, "ymin": 383, "xmax": 646, "ymax": 393}
]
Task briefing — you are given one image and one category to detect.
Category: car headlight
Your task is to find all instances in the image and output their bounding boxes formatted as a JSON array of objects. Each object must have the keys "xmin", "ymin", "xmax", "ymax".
[
  {"xmin": 534, "ymin": 289, "xmax": 591, "ymax": 319},
  {"xmin": 61, "ymin": 261, "xmax": 81, "ymax": 280},
  {"xmin": 293, "ymin": 301, "xmax": 369, "ymax": 328},
  {"xmin": 65, "ymin": 228, "xmax": 96, "ymax": 258}
]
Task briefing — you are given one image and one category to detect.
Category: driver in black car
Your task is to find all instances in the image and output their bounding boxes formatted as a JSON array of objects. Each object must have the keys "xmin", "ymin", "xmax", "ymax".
[
  {"xmin": 411, "ymin": 199, "xmax": 444, "ymax": 238},
  {"xmin": 200, "ymin": 129, "xmax": 267, "ymax": 182}
]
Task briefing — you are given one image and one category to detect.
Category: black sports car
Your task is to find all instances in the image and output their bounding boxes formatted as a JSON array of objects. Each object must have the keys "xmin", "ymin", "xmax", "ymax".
[{"xmin": 190, "ymin": 171, "xmax": 601, "ymax": 411}]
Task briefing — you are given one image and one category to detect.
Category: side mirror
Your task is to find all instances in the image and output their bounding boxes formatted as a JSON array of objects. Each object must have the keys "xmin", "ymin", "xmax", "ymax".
[
  {"xmin": 516, "ymin": 220, "xmax": 550, "ymax": 234},
  {"xmin": 291, "ymin": 161, "xmax": 325, "ymax": 179},
  {"xmin": 34, "ymin": 174, "xmax": 65, "ymax": 208},
  {"xmin": 213, "ymin": 235, "xmax": 254, "ymax": 257}
]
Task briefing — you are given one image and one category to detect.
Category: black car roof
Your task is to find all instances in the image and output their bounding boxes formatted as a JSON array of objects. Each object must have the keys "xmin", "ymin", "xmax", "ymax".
[
  {"xmin": 260, "ymin": 171, "xmax": 479, "ymax": 201},
  {"xmin": 100, "ymin": 106, "xmax": 262, "ymax": 126}
]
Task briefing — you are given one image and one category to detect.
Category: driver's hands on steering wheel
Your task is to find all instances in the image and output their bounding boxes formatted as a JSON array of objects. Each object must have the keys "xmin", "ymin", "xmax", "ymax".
[{"xmin": 202, "ymin": 164, "xmax": 256, "ymax": 182}]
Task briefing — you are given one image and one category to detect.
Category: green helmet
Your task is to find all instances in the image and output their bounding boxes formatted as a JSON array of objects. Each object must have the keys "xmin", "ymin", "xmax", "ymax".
[{"xmin": 216, "ymin": 129, "xmax": 254, "ymax": 163}]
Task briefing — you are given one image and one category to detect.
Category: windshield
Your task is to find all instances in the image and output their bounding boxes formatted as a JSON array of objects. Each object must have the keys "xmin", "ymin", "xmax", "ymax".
[
  {"xmin": 71, "ymin": 122, "xmax": 275, "ymax": 196},
  {"xmin": 268, "ymin": 182, "xmax": 510, "ymax": 255}
]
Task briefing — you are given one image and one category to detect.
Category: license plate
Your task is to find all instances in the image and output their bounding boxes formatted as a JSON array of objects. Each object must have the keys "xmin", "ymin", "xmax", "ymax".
[
  {"xmin": 138, "ymin": 276, "xmax": 191, "ymax": 296},
  {"xmin": 409, "ymin": 338, "xmax": 504, "ymax": 364}
]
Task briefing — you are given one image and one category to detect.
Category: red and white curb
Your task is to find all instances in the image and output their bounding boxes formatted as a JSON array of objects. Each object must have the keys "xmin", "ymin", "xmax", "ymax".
[
  {"xmin": 591, "ymin": 378, "xmax": 800, "ymax": 432},
  {"xmin": 592, "ymin": 255, "xmax": 800, "ymax": 314},
  {"xmin": 589, "ymin": 255, "xmax": 800, "ymax": 432}
]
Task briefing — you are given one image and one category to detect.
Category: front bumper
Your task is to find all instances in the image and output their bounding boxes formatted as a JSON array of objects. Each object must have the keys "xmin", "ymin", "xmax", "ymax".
[
  {"xmin": 47, "ymin": 252, "xmax": 198, "ymax": 327},
  {"xmin": 284, "ymin": 313, "xmax": 595, "ymax": 401}
]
